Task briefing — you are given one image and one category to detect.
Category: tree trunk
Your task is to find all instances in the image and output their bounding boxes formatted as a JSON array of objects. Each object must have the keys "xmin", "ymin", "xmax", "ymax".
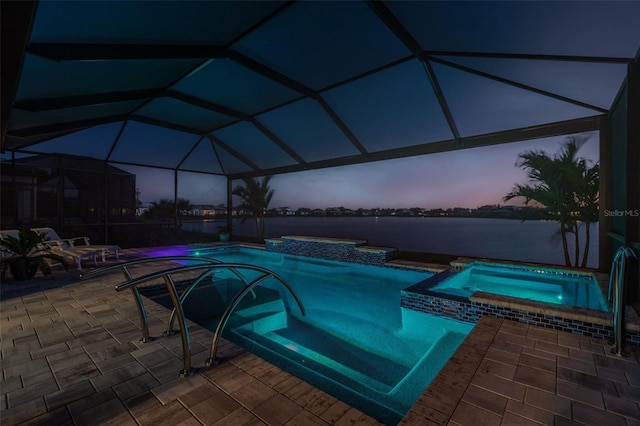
[
  {"xmin": 254, "ymin": 216, "xmax": 261, "ymax": 240},
  {"xmin": 573, "ymin": 222, "xmax": 580, "ymax": 268},
  {"xmin": 255, "ymin": 215, "xmax": 265, "ymax": 241},
  {"xmin": 581, "ymin": 222, "xmax": 591, "ymax": 268},
  {"xmin": 560, "ymin": 223, "xmax": 571, "ymax": 267}
]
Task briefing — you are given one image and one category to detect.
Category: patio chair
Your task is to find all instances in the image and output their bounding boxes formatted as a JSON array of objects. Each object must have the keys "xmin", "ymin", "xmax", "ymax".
[
  {"xmin": 1, "ymin": 229, "xmax": 96, "ymax": 272},
  {"xmin": 31, "ymin": 227, "xmax": 120, "ymax": 262},
  {"xmin": 37, "ymin": 239, "xmax": 98, "ymax": 270}
]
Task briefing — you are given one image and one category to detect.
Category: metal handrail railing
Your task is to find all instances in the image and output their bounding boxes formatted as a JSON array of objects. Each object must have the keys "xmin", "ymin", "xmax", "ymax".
[
  {"xmin": 165, "ymin": 265, "xmax": 259, "ymax": 336},
  {"xmin": 114, "ymin": 264, "xmax": 223, "ymax": 376},
  {"xmin": 205, "ymin": 266, "xmax": 306, "ymax": 367},
  {"xmin": 117, "ymin": 263, "xmax": 304, "ymax": 376},
  {"xmin": 80, "ymin": 256, "xmax": 221, "ymax": 343},
  {"xmin": 88, "ymin": 260, "xmax": 305, "ymax": 376},
  {"xmin": 79, "ymin": 255, "xmax": 222, "ymax": 281},
  {"xmin": 608, "ymin": 246, "xmax": 637, "ymax": 356}
]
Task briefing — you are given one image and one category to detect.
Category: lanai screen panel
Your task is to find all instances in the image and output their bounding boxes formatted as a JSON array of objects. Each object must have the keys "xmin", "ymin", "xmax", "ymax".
[
  {"xmin": 434, "ymin": 56, "xmax": 629, "ymax": 111},
  {"xmin": 30, "ymin": 1, "xmax": 286, "ymax": 44},
  {"xmin": 386, "ymin": 1, "xmax": 640, "ymax": 57},
  {"xmin": 180, "ymin": 139, "xmax": 224, "ymax": 175},
  {"xmin": 172, "ymin": 59, "xmax": 303, "ymax": 116},
  {"xmin": 3, "ymin": 1, "xmax": 639, "ymax": 178},
  {"xmin": 257, "ymin": 99, "xmax": 361, "ymax": 163},
  {"xmin": 136, "ymin": 98, "xmax": 235, "ymax": 133},
  {"xmin": 110, "ymin": 121, "xmax": 203, "ymax": 169},
  {"xmin": 16, "ymin": 55, "xmax": 203, "ymax": 99},
  {"xmin": 17, "ymin": 123, "xmax": 125, "ymax": 160},
  {"xmin": 323, "ymin": 59, "xmax": 453, "ymax": 152},
  {"xmin": 9, "ymin": 101, "xmax": 142, "ymax": 134},
  {"xmin": 233, "ymin": 1, "xmax": 411, "ymax": 90},
  {"xmin": 213, "ymin": 122, "xmax": 298, "ymax": 170},
  {"xmin": 432, "ymin": 62, "xmax": 603, "ymax": 137},
  {"xmin": 177, "ymin": 171, "xmax": 227, "ymax": 206}
]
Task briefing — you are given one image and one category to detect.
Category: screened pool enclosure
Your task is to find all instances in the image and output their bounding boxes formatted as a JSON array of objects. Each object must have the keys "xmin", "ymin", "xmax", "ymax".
[{"xmin": 1, "ymin": 1, "xmax": 638, "ymax": 281}]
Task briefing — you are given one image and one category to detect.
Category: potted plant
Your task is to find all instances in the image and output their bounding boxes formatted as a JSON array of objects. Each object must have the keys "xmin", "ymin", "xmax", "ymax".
[
  {"xmin": 217, "ymin": 225, "xmax": 231, "ymax": 242},
  {"xmin": 0, "ymin": 230, "xmax": 68, "ymax": 281}
]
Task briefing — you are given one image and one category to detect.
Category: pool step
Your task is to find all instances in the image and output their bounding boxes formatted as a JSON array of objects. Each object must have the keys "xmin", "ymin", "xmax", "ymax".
[
  {"xmin": 304, "ymin": 309, "xmax": 420, "ymax": 363},
  {"xmin": 231, "ymin": 327, "xmax": 397, "ymax": 395},
  {"xmin": 199, "ymin": 298, "xmax": 287, "ymax": 334},
  {"xmin": 228, "ymin": 325, "xmax": 409, "ymax": 424},
  {"xmin": 232, "ymin": 299, "xmax": 287, "ymax": 334},
  {"xmin": 231, "ymin": 316, "xmax": 410, "ymax": 392},
  {"xmin": 261, "ymin": 331, "xmax": 395, "ymax": 393}
]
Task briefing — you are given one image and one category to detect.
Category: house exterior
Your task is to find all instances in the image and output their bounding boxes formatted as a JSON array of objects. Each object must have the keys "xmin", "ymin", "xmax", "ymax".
[{"xmin": 1, "ymin": 155, "xmax": 136, "ymax": 227}]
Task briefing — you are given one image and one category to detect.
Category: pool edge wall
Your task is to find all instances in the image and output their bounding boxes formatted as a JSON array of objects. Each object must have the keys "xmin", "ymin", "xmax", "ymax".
[
  {"xmin": 400, "ymin": 289, "xmax": 640, "ymax": 346},
  {"xmin": 265, "ymin": 236, "xmax": 396, "ymax": 265}
]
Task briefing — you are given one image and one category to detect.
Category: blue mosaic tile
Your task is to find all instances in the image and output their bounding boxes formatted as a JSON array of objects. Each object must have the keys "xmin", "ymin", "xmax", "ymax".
[
  {"xmin": 265, "ymin": 236, "xmax": 394, "ymax": 265},
  {"xmin": 400, "ymin": 289, "xmax": 639, "ymax": 346}
]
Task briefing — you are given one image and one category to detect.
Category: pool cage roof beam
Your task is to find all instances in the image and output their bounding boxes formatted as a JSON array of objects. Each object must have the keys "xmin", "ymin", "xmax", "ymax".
[
  {"xmin": 227, "ymin": 114, "xmax": 605, "ymax": 180},
  {"xmin": 366, "ymin": 1, "xmax": 461, "ymax": 142},
  {"xmin": 2, "ymin": 1, "xmax": 636, "ymax": 180}
]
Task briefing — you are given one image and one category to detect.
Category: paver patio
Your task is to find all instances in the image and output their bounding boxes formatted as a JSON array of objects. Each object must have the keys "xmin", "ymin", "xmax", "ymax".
[{"xmin": 1, "ymin": 248, "xmax": 639, "ymax": 425}]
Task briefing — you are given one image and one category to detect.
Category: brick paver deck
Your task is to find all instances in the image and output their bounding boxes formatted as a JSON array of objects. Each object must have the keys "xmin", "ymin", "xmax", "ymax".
[{"xmin": 1, "ymin": 248, "xmax": 639, "ymax": 425}]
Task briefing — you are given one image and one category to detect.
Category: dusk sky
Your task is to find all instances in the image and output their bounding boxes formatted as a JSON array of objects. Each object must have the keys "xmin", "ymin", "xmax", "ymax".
[
  {"xmin": 127, "ymin": 131, "xmax": 599, "ymax": 210},
  {"xmin": 268, "ymin": 134, "xmax": 600, "ymax": 210}
]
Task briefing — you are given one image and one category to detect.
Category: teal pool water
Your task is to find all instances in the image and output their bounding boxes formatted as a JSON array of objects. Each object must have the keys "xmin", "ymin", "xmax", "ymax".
[
  {"xmin": 186, "ymin": 247, "xmax": 473, "ymax": 424},
  {"xmin": 430, "ymin": 262, "xmax": 608, "ymax": 311}
]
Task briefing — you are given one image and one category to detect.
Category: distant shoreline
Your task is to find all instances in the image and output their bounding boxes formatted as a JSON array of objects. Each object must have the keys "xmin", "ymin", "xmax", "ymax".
[
  {"xmin": 181, "ymin": 215, "xmax": 596, "ymax": 223},
  {"xmin": 182, "ymin": 216, "xmax": 599, "ymax": 268}
]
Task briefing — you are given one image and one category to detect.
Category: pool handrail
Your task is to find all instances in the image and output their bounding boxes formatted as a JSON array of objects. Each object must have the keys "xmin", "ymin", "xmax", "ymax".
[
  {"xmin": 206, "ymin": 267, "xmax": 306, "ymax": 367},
  {"xmin": 608, "ymin": 247, "xmax": 636, "ymax": 302},
  {"xmin": 115, "ymin": 262, "xmax": 305, "ymax": 376},
  {"xmin": 165, "ymin": 265, "xmax": 260, "ymax": 336},
  {"xmin": 79, "ymin": 255, "xmax": 222, "ymax": 281},
  {"xmin": 609, "ymin": 246, "xmax": 637, "ymax": 356},
  {"xmin": 80, "ymin": 256, "xmax": 222, "ymax": 343},
  {"xmin": 112, "ymin": 263, "xmax": 226, "ymax": 376},
  {"xmin": 87, "ymin": 259, "xmax": 306, "ymax": 376}
]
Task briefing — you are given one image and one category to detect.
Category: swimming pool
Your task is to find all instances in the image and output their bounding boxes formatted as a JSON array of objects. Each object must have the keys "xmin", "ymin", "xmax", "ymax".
[
  {"xmin": 429, "ymin": 262, "xmax": 608, "ymax": 311},
  {"xmin": 179, "ymin": 246, "xmax": 473, "ymax": 424}
]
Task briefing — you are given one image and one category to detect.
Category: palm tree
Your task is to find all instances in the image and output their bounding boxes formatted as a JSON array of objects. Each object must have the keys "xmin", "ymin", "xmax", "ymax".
[
  {"xmin": 232, "ymin": 176, "xmax": 274, "ymax": 240},
  {"xmin": 573, "ymin": 159, "xmax": 599, "ymax": 267},
  {"xmin": 504, "ymin": 135, "xmax": 599, "ymax": 267}
]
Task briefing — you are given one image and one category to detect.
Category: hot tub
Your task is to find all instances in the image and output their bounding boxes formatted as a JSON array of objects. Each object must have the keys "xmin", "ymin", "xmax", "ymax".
[{"xmin": 429, "ymin": 262, "xmax": 608, "ymax": 311}]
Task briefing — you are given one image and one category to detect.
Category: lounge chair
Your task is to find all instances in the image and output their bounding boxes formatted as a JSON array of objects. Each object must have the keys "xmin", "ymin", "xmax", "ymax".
[
  {"xmin": 31, "ymin": 227, "xmax": 120, "ymax": 262},
  {"xmin": 2, "ymin": 229, "xmax": 97, "ymax": 271},
  {"xmin": 37, "ymin": 239, "xmax": 98, "ymax": 270}
]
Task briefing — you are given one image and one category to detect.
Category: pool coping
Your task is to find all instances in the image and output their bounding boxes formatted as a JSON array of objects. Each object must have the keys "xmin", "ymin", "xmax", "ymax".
[
  {"xmin": 400, "ymin": 315, "xmax": 640, "ymax": 425},
  {"xmin": 401, "ymin": 316, "xmax": 501, "ymax": 424},
  {"xmin": 400, "ymin": 261, "xmax": 640, "ymax": 345},
  {"xmin": 2, "ymin": 244, "xmax": 639, "ymax": 426},
  {"xmin": 266, "ymin": 235, "xmax": 369, "ymax": 245}
]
